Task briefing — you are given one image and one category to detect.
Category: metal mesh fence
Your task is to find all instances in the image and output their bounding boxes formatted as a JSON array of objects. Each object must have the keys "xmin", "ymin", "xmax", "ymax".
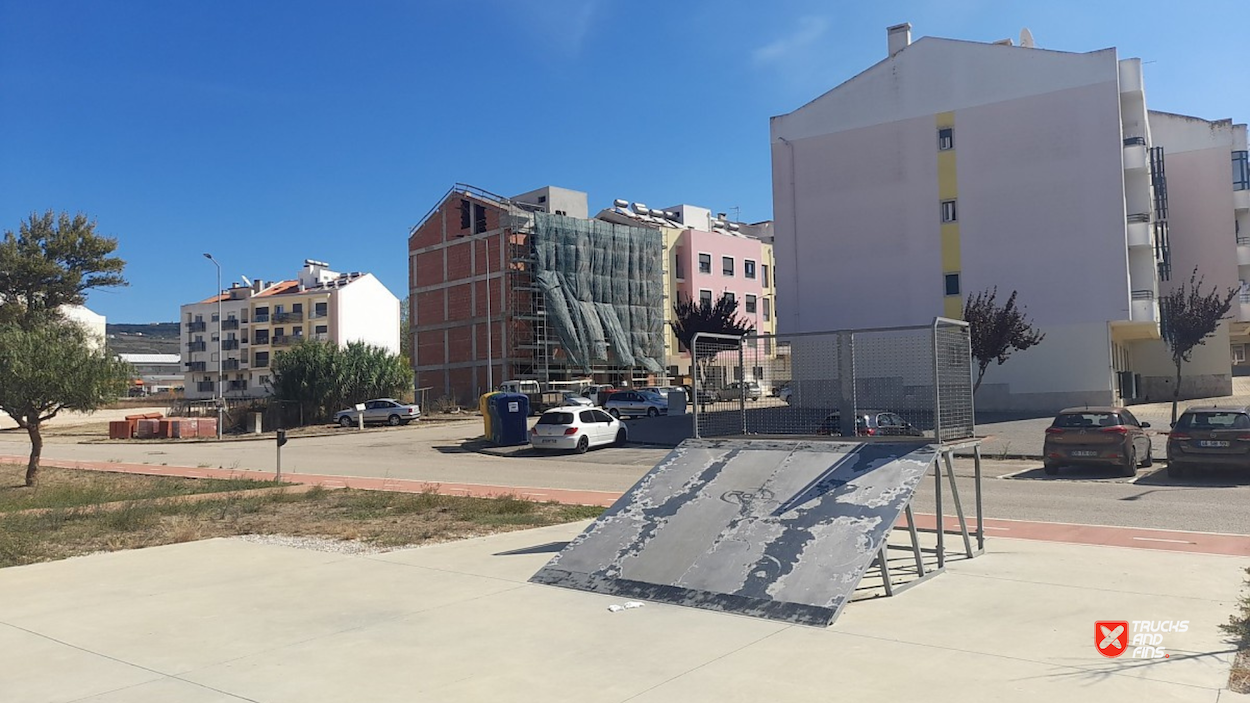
[{"xmin": 692, "ymin": 320, "xmax": 973, "ymax": 443}]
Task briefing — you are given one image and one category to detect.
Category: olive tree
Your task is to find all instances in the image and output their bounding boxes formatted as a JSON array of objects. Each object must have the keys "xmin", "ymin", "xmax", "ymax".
[
  {"xmin": 268, "ymin": 340, "xmax": 413, "ymax": 424},
  {"xmin": 0, "ymin": 321, "xmax": 131, "ymax": 486}
]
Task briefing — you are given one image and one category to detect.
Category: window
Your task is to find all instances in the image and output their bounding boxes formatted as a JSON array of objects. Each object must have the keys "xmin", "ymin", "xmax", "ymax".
[
  {"xmin": 722, "ymin": 256, "xmax": 734, "ymax": 276},
  {"xmin": 315, "ymin": 325, "xmax": 328, "ymax": 334},
  {"xmin": 698, "ymin": 253, "xmax": 711, "ymax": 274},
  {"xmin": 473, "ymin": 203, "xmax": 487, "ymax": 234},
  {"xmin": 944, "ymin": 273, "xmax": 961, "ymax": 297},
  {"xmin": 763, "ymin": 298, "xmax": 771, "ymax": 321},
  {"xmin": 761, "ymin": 264, "xmax": 769, "ymax": 288},
  {"xmin": 274, "ymin": 327, "xmax": 284, "ymax": 337},
  {"xmin": 211, "ymin": 313, "xmax": 219, "ymax": 322},
  {"xmin": 292, "ymin": 303, "xmax": 303, "ymax": 314},
  {"xmin": 941, "ymin": 199, "xmax": 957, "ymax": 223},
  {"xmin": 674, "ymin": 252, "xmax": 684, "ymax": 279},
  {"xmin": 1236, "ymin": 345, "xmax": 1247, "ymax": 364},
  {"xmin": 938, "ymin": 127, "xmax": 954, "ymax": 151},
  {"xmin": 699, "ymin": 289, "xmax": 712, "ymax": 305},
  {"xmin": 764, "ymin": 336, "xmax": 773, "ymax": 355},
  {"xmin": 254, "ymin": 330, "xmax": 269, "ymax": 344},
  {"xmin": 592, "ymin": 410, "xmax": 614, "ymax": 423},
  {"xmin": 744, "ymin": 260, "xmax": 756, "ymax": 279},
  {"xmin": 745, "ymin": 294, "xmax": 757, "ymax": 313},
  {"xmin": 314, "ymin": 301, "xmax": 328, "ymax": 317},
  {"xmin": 724, "ymin": 291, "xmax": 735, "ymax": 304},
  {"xmin": 254, "ymin": 351, "xmax": 270, "ymax": 367},
  {"xmin": 1235, "ymin": 151, "xmax": 1249, "ymax": 191},
  {"xmin": 460, "ymin": 199, "xmax": 472, "ymax": 229}
]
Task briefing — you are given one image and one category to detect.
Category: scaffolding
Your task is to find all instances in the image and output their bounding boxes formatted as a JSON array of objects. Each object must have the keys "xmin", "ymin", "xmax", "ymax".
[{"xmin": 505, "ymin": 208, "xmax": 666, "ymax": 387}]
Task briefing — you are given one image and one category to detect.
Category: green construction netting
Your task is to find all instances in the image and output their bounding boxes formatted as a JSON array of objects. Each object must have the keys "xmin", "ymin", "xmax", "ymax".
[{"xmin": 530, "ymin": 212, "xmax": 665, "ymax": 374}]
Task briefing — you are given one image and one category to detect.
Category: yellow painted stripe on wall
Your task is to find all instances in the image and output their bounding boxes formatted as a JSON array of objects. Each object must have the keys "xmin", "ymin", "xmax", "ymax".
[
  {"xmin": 943, "ymin": 296, "xmax": 963, "ymax": 319},
  {"xmin": 936, "ymin": 111, "xmax": 962, "ymax": 320}
]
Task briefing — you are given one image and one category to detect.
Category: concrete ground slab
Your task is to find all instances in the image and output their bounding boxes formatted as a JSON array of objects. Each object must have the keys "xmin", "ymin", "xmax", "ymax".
[{"xmin": 1, "ymin": 523, "xmax": 1246, "ymax": 702}]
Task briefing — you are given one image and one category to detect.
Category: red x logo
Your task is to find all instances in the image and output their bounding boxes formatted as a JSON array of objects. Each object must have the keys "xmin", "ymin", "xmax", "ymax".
[{"xmin": 1096, "ymin": 621, "xmax": 1130, "ymax": 657}]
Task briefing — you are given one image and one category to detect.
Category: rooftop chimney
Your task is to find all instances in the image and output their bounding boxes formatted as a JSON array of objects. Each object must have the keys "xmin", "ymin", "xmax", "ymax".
[{"xmin": 887, "ymin": 22, "xmax": 911, "ymax": 57}]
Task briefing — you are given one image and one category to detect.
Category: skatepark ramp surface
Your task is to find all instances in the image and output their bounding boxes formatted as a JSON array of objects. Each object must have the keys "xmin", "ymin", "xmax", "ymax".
[{"xmin": 531, "ymin": 438, "xmax": 940, "ymax": 627}]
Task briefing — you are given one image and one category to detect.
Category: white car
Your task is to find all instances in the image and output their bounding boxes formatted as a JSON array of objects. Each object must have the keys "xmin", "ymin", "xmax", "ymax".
[
  {"xmin": 559, "ymin": 392, "xmax": 594, "ymax": 408},
  {"xmin": 530, "ymin": 406, "xmax": 627, "ymax": 453}
]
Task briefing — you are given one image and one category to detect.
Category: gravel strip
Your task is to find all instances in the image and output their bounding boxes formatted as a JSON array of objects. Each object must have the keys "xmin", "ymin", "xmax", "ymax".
[{"xmin": 232, "ymin": 534, "xmax": 391, "ymax": 555}]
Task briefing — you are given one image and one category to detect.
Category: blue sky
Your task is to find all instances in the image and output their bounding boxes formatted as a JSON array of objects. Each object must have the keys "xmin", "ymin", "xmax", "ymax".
[{"xmin": 2, "ymin": 0, "xmax": 1246, "ymax": 322}]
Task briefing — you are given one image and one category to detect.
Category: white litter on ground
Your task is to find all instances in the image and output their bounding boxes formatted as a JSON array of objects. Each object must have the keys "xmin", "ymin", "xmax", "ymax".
[{"xmin": 233, "ymin": 534, "xmax": 389, "ymax": 555}]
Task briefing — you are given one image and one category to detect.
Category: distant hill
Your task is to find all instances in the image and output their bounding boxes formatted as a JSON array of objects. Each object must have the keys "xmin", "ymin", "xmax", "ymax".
[{"xmin": 107, "ymin": 322, "xmax": 180, "ymax": 355}]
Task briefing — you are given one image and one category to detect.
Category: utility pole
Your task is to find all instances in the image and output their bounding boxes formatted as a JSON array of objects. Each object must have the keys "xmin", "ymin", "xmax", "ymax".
[
  {"xmin": 203, "ymin": 253, "xmax": 224, "ymax": 440},
  {"xmin": 486, "ymin": 238, "xmax": 494, "ymax": 390}
]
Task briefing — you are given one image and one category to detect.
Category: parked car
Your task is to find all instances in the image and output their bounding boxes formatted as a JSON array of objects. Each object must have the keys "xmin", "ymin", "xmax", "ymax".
[
  {"xmin": 715, "ymin": 381, "xmax": 763, "ymax": 402},
  {"xmin": 581, "ymin": 384, "xmax": 616, "ymax": 398},
  {"xmin": 334, "ymin": 398, "xmax": 420, "ymax": 427},
  {"xmin": 530, "ymin": 406, "xmax": 626, "ymax": 453},
  {"xmin": 1042, "ymin": 406, "xmax": 1151, "ymax": 477},
  {"xmin": 778, "ymin": 384, "xmax": 793, "ymax": 404},
  {"xmin": 640, "ymin": 386, "xmax": 685, "ymax": 399},
  {"xmin": 1166, "ymin": 405, "xmax": 1250, "ymax": 478},
  {"xmin": 816, "ymin": 411, "xmax": 922, "ymax": 437},
  {"xmin": 604, "ymin": 390, "xmax": 668, "ymax": 419},
  {"xmin": 771, "ymin": 381, "xmax": 790, "ymax": 397},
  {"xmin": 560, "ymin": 392, "xmax": 594, "ymax": 408}
]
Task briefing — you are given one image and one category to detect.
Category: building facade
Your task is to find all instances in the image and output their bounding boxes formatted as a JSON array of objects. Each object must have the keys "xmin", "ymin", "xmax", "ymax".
[
  {"xmin": 597, "ymin": 201, "xmax": 778, "ymax": 385},
  {"xmin": 118, "ymin": 353, "xmax": 183, "ymax": 395},
  {"xmin": 771, "ymin": 23, "xmax": 1247, "ymax": 412},
  {"xmin": 181, "ymin": 261, "xmax": 401, "ymax": 401},
  {"xmin": 408, "ymin": 185, "xmax": 667, "ymax": 405}
]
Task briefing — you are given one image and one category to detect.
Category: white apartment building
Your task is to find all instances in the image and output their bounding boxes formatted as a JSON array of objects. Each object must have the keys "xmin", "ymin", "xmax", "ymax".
[
  {"xmin": 181, "ymin": 260, "xmax": 401, "ymax": 400},
  {"xmin": 771, "ymin": 23, "xmax": 1248, "ymax": 412},
  {"xmin": 62, "ymin": 304, "xmax": 106, "ymax": 350}
]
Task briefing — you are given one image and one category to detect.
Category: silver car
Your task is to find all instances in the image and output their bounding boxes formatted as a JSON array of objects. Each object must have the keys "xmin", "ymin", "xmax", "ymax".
[
  {"xmin": 335, "ymin": 398, "xmax": 420, "ymax": 427},
  {"xmin": 604, "ymin": 390, "xmax": 668, "ymax": 419}
]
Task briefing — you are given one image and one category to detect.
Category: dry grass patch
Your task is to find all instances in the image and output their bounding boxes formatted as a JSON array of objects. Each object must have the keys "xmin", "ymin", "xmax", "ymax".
[
  {"xmin": 0, "ymin": 464, "xmax": 277, "ymax": 513},
  {"xmin": 0, "ymin": 465, "xmax": 602, "ymax": 569}
]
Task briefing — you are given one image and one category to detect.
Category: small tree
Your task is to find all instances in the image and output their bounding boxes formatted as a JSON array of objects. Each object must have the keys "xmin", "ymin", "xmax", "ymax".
[
  {"xmin": 0, "ymin": 211, "xmax": 127, "ymax": 328},
  {"xmin": 269, "ymin": 340, "xmax": 414, "ymax": 424},
  {"xmin": 965, "ymin": 287, "xmax": 1045, "ymax": 394},
  {"xmin": 1161, "ymin": 268, "xmax": 1237, "ymax": 424},
  {"xmin": 0, "ymin": 321, "xmax": 131, "ymax": 486},
  {"xmin": 669, "ymin": 293, "xmax": 755, "ymax": 389}
]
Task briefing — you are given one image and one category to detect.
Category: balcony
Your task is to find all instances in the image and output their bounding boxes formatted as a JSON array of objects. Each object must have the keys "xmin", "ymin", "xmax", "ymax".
[
  {"xmin": 309, "ymin": 309, "xmax": 329, "ymax": 320},
  {"xmin": 1241, "ymin": 292, "xmax": 1250, "ymax": 322},
  {"xmin": 221, "ymin": 339, "xmax": 240, "ymax": 351},
  {"xmin": 187, "ymin": 321, "xmax": 207, "ymax": 333},
  {"xmin": 222, "ymin": 359, "xmax": 241, "ymax": 371},
  {"xmin": 186, "ymin": 361, "xmax": 207, "ymax": 372},
  {"xmin": 228, "ymin": 380, "xmax": 249, "ymax": 392},
  {"xmin": 252, "ymin": 336, "xmax": 270, "ymax": 346},
  {"xmin": 186, "ymin": 341, "xmax": 207, "ymax": 352},
  {"xmin": 1123, "ymin": 136, "xmax": 1147, "ymax": 171},
  {"xmin": 1127, "ymin": 213, "xmax": 1151, "ymax": 248},
  {"xmin": 253, "ymin": 314, "xmax": 270, "ymax": 324},
  {"xmin": 274, "ymin": 311, "xmax": 303, "ymax": 324},
  {"xmin": 1130, "ymin": 289, "xmax": 1158, "ymax": 322},
  {"xmin": 271, "ymin": 335, "xmax": 300, "ymax": 347},
  {"xmin": 1236, "ymin": 189, "xmax": 1250, "ymax": 212},
  {"xmin": 312, "ymin": 333, "xmax": 329, "ymax": 342},
  {"xmin": 196, "ymin": 381, "xmax": 215, "ymax": 393},
  {"xmin": 222, "ymin": 318, "xmax": 240, "ymax": 330}
]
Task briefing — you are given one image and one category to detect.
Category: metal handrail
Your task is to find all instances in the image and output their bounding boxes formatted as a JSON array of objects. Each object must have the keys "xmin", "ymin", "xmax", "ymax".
[
  {"xmin": 1131, "ymin": 289, "xmax": 1155, "ymax": 300},
  {"xmin": 1126, "ymin": 213, "xmax": 1151, "ymax": 224},
  {"xmin": 1123, "ymin": 136, "xmax": 1146, "ymax": 146}
]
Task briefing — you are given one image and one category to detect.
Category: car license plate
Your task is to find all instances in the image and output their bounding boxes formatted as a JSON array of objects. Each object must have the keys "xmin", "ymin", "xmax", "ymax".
[
  {"xmin": 535, "ymin": 438, "xmax": 557, "ymax": 445},
  {"xmin": 1198, "ymin": 440, "xmax": 1230, "ymax": 448},
  {"xmin": 1070, "ymin": 450, "xmax": 1097, "ymax": 457}
]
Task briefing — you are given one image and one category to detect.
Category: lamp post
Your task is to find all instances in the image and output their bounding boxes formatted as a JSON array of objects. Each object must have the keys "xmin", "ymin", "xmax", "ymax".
[{"xmin": 203, "ymin": 253, "xmax": 223, "ymax": 439}]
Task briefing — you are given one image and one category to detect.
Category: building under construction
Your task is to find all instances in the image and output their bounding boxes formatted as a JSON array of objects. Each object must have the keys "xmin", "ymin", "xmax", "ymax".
[{"xmin": 408, "ymin": 184, "xmax": 667, "ymax": 405}]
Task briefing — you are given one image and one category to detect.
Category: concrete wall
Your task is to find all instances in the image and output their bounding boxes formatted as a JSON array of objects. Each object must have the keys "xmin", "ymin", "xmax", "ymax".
[{"xmin": 333, "ymin": 274, "xmax": 401, "ymax": 355}]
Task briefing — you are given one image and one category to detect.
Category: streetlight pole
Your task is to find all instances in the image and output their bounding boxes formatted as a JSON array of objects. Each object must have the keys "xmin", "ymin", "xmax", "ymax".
[{"xmin": 203, "ymin": 253, "xmax": 223, "ymax": 439}]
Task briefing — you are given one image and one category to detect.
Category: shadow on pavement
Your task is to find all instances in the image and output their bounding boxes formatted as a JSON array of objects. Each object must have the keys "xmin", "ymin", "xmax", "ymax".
[
  {"xmin": 493, "ymin": 541, "xmax": 570, "ymax": 556},
  {"xmin": 1132, "ymin": 467, "xmax": 1250, "ymax": 488},
  {"xmin": 1004, "ymin": 466, "xmax": 1137, "ymax": 482}
]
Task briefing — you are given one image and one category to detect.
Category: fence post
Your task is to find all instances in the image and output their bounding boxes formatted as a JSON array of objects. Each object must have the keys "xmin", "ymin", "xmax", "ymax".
[
  {"xmin": 932, "ymin": 319, "xmax": 943, "ymax": 443},
  {"xmin": 739, "ymin": 339, "xmax": 748, "ymax": 436},
  {"xmin": 692, "ymin": 332, "xmax": 702, "ymax": 439},
  {"xmin": 837, "ymin": 332, "xmax": 857, "ymax": 437}
]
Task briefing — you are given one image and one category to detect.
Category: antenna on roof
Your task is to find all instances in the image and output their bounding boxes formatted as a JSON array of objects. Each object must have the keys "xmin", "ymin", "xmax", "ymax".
[
  {"xmin": 240, "ymin": 275, "xmax": 252, "ymax": 287},
  {"xmin": 1020, "ymin": 27, "xmax": 1035, "ymax": 48}
]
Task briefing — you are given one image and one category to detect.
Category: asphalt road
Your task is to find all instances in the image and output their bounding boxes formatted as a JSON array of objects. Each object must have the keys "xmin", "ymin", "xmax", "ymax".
[{"xmin": 2, "ymin": 418, "xmax": 1247, "ymax": 535}]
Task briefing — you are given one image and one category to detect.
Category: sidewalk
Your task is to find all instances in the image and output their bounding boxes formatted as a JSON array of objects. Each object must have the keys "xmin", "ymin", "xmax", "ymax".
[{"xmin": 1, "ymin": 523, "xmax": 1245, "ymax": 702}]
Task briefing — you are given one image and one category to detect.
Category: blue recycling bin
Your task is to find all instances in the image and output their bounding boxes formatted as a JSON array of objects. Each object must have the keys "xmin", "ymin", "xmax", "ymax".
[{"xmin": 489, "ymin": 393, "xmax": 531, "ymax": 446}]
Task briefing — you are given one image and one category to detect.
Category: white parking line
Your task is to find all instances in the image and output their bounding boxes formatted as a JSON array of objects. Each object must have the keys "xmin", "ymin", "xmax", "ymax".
[{"xmin": 1131, "ymin": 537, "xmax": 1195, "ymax": 545}]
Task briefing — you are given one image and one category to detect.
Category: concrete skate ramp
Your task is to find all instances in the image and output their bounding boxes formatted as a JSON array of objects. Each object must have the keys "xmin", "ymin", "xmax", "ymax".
[{"xmin": 531, "ymin": 438, "xmax": 939, "ymax": 627}]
